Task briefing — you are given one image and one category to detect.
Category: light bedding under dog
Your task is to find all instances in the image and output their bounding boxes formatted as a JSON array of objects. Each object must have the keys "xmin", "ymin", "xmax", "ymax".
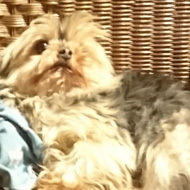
[{"xmin": 0, "ymin": 101, "xmax": 44, "ymax": 190}]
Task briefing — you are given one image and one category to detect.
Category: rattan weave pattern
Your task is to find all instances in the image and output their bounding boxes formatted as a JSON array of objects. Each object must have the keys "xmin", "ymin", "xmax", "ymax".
[{"xmin": 0, "ymin": 0, "xmax": 190, "ymax": 85}]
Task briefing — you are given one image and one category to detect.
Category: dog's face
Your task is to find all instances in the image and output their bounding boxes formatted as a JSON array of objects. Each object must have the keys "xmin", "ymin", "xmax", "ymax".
[{"xmin": 0, "ymin": 12, "xmax": 114, "ymax": 96}]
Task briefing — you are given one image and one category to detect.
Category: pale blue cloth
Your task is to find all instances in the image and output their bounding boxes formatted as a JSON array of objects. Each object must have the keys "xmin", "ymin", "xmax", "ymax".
[{"xmin": 0, "ymin": 101, "xmax": 44, "ymax": 190}]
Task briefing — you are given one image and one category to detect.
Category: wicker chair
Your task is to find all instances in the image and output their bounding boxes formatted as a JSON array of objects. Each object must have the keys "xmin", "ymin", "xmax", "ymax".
[{"xmin": 0, "ymin": 0, "xmax": 190, "ymax": 87}]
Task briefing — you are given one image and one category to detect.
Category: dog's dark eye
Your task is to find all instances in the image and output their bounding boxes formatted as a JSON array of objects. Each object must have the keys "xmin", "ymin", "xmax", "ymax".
[{"xmin": 35, "ymin": 40, "xmax": 48, "ymax": 54}]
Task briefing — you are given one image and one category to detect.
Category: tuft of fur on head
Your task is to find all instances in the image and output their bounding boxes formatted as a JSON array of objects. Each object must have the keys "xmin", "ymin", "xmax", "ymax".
[{"xmin": 0, "ymin": 11, "xmax": 114, "ymax": 96}]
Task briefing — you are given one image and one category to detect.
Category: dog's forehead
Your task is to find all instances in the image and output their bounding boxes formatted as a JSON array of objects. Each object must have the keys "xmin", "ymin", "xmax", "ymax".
[
  {"xmin": 31, "ymin": 14, "xmax": 59, "ymax": 26},
  {"xmin": 29, "ymin": 14, "xmax": 64, "ymax": 39}
]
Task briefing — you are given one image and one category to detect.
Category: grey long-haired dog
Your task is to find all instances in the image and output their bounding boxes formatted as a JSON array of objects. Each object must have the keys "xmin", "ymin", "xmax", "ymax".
[{"xmin": 0, "ymin": 11, "xmax": 190, "ymax": 190}]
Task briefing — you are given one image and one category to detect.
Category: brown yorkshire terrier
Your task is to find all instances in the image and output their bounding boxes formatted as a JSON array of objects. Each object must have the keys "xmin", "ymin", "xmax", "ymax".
[{"xmin": 1, "ymin": 11, "xmax": 190, "ymax": 190}]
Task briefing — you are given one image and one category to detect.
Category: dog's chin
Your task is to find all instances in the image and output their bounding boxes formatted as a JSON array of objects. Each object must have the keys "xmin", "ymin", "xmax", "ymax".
[
  {"xmin": 8, "ymin": 63, "xmax": 115, "ymax": 97},
  {"xmin": 12, "ymin": 65, "xmax": 87, "ymax": 97}
]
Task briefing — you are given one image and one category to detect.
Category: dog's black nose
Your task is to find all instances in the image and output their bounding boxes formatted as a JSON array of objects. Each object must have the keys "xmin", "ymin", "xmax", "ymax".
[{"xmin": 59, "ymin": 48, "xmax": 72, "ymax": 60}]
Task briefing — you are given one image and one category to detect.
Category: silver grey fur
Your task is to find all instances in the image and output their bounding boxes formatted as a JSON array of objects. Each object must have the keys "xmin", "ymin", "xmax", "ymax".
[{"xmin": 116, "ymin": 71, "xmax": 190, "ymax": 189}]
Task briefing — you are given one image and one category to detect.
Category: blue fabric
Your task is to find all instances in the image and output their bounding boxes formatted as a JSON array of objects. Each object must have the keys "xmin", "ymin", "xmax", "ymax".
[{"xmin": 0, "ymin": 101, "xmax": 44, "ymax": 190}]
